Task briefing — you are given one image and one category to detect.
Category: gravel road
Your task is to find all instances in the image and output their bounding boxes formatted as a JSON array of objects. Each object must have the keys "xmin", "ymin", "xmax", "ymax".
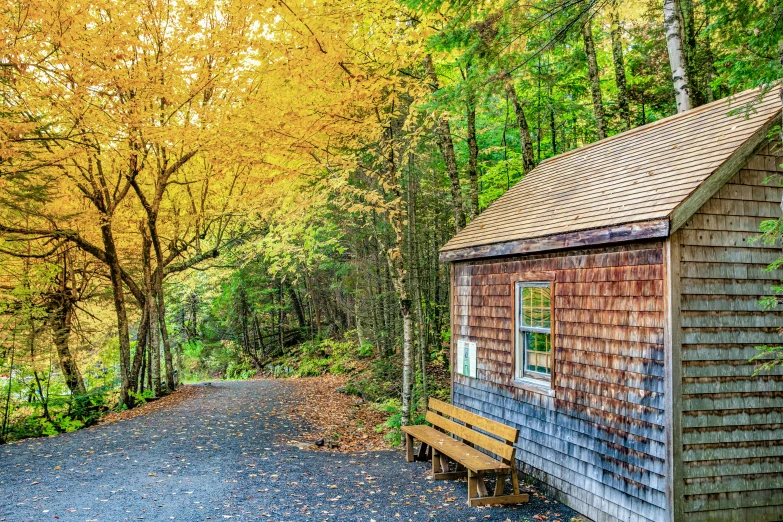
[{"xmin": 0, "ymin": 380, "xmax": 579, "ymax": 522}]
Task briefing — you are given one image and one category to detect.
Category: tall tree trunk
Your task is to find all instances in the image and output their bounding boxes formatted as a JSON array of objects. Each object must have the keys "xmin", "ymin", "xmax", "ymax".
[
  {"xmin": 354, "ymin": 296, "xmax": 365, "ymax": 349},
  {"xmin": 503, "ymin": 75, "xmax": 536, "ymax": 173},
  {"xmin": 138, "ymin": 341, "xmax": 147, "ymax": 393},
  {"xmin": 147, "ymin": 295, "xmax": 161, "ymax": 397},
  {"xmin": 254, "ymin": 315, "xmax": 266, "ymax": 358},
  {"xmin": 663, "ymin": 0, "xmax": 692, "ymax": 112},
  {"xmin": 536, "ymin": 58, "xmax": 542, "ymax": 162},
  {"xmin": 130, "ymin": 305, "xmax": 149, "ymax": 394},
  {"xmin": 1, "ymin": 329, "xmax": 15, "ymax": 443},
  {"xmin": 100, "ymin": 223, "xmax": 133, "ymax": 407},
  {"xmin": 156, "ymin": 284, "xmax": 175, "ymax": 391},
  {"xmin": 704, "ymin": 7, "xmax": 715, "ymax": 103},
  {"xmin": 609, "ymin": 3, "xmax": 631, "ymax": 130},
  {"xmin": 278, "ymin": 283, "xmax": 284, "ymax": 352},
  {"xmin": 407, "ymin": 162, "xmax": 428, "ymax": 411},
  {"xmin": 305, "ymin": 273, "xmax": 321, "ymax": 337},
  {"xmin": 379, "ymin": 103, "xmax": 413, "ymax": 427},
  {"xmin": 423, "ymin": 54, "xmax": 465, "ymax": 232},
  {"xmin": 142, "ymin": 234, "xmax": 161, "ymax": 397},
  {"xmin": 131, "ymin": 159, "xmax": 193, "ymax": 393},
  {"xmin": 550, "ymin": 103, "xmax": 556, "ymax": 155},
  {"xmin": 146, "ymin": 331, "xmax": 153, "ymax": 392},
  {"xmin": 466, "ymin": 91, "xmax": 480, "ymax": 220},
  {"xmin": 50, "ymin": 258, "xmax": 86, "ymax": 395},
  {"xmin": 680, "ymin": 0, "xmax": 705, "ymax": 106},
  {"xmin": 582, "ymin": 17, "xmax": 607, "ymax": 140},
  {"xmin": 174, "ymin": 342, "xmax": 183, "ymax": 386},
  {"xmin": 50, "ymin": 302, "xmax": 85, "ymax": 395},
  {"xmin": 287, "ymin": 284, "xmax": 306, "ymax": 329},
  {"xmin": 187, "ymin": 292, "xmax": 198, "ymax": 340}
]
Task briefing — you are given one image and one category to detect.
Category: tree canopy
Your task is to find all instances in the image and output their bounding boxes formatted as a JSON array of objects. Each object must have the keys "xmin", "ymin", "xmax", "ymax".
[{"xmin": 0, "ymin": 0, "xmax": 781, "ymax": 442}]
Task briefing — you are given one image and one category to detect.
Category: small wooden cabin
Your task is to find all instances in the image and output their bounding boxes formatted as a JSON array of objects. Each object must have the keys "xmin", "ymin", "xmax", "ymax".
[{"xmin": 439, "ymin": 87, "xmax": 783, "ymax": 522}]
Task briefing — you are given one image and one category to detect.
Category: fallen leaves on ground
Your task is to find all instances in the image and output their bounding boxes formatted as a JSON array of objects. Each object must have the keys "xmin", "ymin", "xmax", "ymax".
[
  {"xmin": 98, "ymin": 385, "xmax": 206, "ymax": 426},
  {"xmin": 277, "ymin": 375, "xmax": 389, "ymax": 452}
]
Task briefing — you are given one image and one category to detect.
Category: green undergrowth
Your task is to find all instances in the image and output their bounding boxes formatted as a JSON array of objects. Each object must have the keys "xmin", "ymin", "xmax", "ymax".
[
  {"xmin": 263, "ymin": 331, "xmax": 451, "ymax": 446},
  {"xmin": 1, "ymin": 385, "xmax": 115, "ymax": 443},
  {"xmin": 262, "ymin": 335, "xmax": 367, "ymax": 379},
  {"xmin": 180, "ymin": 339, "xmax": 258, "ymax": 383}
]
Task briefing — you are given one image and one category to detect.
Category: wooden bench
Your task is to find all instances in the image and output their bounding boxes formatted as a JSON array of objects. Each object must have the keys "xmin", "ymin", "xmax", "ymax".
[{"xmin": 402, "ymin": 398, "xmax": 529, "ymax": 507}]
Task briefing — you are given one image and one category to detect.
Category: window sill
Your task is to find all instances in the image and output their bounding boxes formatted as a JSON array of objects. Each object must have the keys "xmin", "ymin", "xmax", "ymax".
[{"xmin": 511, "ymin": 377, "xmax": 555, "ymax": 396}]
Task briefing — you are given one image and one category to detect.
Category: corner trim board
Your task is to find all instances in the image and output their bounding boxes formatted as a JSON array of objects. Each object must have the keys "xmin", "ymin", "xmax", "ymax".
[
  {"xmin": 450, "ymin": 263, "xmax": 455, "ymax": 405},
  {"xmin": 663, "ymin": 234, "xmax": 684, "ymax": 522},
  {"xmin": 438, "ymin": 219, "xmax": 670, "ymax": 263}
]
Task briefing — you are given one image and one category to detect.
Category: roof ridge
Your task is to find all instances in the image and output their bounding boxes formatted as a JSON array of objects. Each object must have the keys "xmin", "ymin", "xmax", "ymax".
[{"xmin": 538, "ymin": 85, "xmax": 774, "ymax": 166}]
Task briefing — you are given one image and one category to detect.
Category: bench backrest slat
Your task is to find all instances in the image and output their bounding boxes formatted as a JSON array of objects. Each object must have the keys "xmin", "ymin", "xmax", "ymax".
[
  {"xmin": 425, "ymin": 410, "xmax": 515, "ymax": 462},
  {"xmin": 428, "ymin": 398, "xmax": 518, "ymax": 443}
]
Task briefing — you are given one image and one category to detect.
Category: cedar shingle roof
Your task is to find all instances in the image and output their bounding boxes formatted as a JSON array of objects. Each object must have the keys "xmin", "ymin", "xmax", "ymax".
[{"xmin": 440, "ymin": 87, "xmax": 781, "ymax": 262}]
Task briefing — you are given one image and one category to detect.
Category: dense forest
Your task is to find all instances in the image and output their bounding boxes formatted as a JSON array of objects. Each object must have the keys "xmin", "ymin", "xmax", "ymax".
[{"xmin": 0, "ymin": 0, "xmax": 781, "ymax": 443}]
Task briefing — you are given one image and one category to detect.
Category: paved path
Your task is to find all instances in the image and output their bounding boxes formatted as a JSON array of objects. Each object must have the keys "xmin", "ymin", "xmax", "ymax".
[{"xmin": 0, "ymin": 380, "xmax": 578, "ymax": 521}]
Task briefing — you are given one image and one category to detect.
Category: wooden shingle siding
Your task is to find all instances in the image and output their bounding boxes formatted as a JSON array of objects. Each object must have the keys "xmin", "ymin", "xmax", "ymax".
[
  {"xmin": 677, "ymin": 142, "xmax": 783, "ymax": 520},
  {"xmin": 452, "ymin": 242, "xmax": 667, "ymax": 522}
]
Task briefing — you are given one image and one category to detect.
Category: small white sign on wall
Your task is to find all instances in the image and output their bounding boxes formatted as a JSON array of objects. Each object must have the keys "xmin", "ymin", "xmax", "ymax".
[{"xmin": 456, "ymin": 339, "xmax": 477, "ymax": 378}]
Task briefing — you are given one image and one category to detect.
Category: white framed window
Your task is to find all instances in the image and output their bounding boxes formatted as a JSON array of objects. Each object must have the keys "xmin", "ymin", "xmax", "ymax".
[{"xmin": 514, "ymin": 281, "xmax": 553, "ymax": 384}]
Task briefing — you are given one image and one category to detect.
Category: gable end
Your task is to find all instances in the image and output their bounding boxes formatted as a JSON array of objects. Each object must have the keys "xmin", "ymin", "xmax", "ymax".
[{"xmin": 670, "ymin": 113, "xmax": 782, "ymax": 233}]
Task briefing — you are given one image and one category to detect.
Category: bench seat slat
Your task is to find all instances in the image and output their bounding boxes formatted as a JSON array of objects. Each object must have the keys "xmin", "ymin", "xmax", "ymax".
[
  {"xmin": 402, "ymin": 425, "xmax": 511, "ymax": 473},
  {"xmin": 425, "ymin": 411, "xmax": 515, "ymax": 462}
]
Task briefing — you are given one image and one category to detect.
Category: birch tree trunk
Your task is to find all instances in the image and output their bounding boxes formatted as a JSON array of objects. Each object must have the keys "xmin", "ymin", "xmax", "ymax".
[
  {"xmin": 406, "ymin": 154, "xmax": 428, "ymax": 413},
  {"xmin": 378, "ymin": 102, "xmax": 413, "ymax": 427},
  {"xmin": 582, "ymin": 17, "xmax": 607, "ymax": 140},
  {"xmin": 609, "ymin": 3, "xmax": 631, "ymax": 130},
  {"xmin": 503, "ymin": 75, "xmax": 536, "ymax": 173},
  {"xmin": 383, "ymin": 235, "xmax": 413, "ymax": 426},
  {"xmin": 424, "ymin": 54, "xmax": 465, "ymax": 232},
  {"xmin": 409, "ymin": 172, "xmax": 428, "ymax": 409},
  {"xmin": 663, "ymin": 0, "xmax": 692, "ymax": 112}
]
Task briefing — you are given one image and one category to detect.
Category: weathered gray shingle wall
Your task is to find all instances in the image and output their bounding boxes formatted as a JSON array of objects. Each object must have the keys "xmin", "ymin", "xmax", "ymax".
[
  {"xmin": 677, "ymin": 141, "xmax": 783, "ymax": 521},
  {"xmin": 452, "ymin": 243, "xmax": 666, "ymax": 522}
]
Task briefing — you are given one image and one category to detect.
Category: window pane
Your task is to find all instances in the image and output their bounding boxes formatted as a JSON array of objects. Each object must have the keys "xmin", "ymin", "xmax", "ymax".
[
  {"xmin": 521, "ymin": 286, "xmax": 551, "ymax": 329},
  {"xmin": 525, "ymin": 331, "xmax": 551, "ymax": 375}
]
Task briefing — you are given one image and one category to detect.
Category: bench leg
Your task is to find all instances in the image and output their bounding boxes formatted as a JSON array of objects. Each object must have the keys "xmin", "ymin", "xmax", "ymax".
[
  {"xmin": 405, "ymin": 433, "xmax": 414, "ymax": 463},
  {"xmin": 439, "ymin": 453, "xmax": 450, "ymax": 473},
  {"xmin": 511, "ymin": 464, "xmax": 520, "ymax": 495},
  {"xmin": 467, "ymin": 470, "xmax": 478, "ymax": 500},
  {"xmin": 433, "ymin": 458, "xmax": 467, "ymax": 480},
  {"xmin": 432, "ymin": 449, "xmax": 442, "ymax": 474},
  {"xmin": 415, "ymin": 442, "xmax": 429, "ymax": 462},
  {"xmin": 476, "ymin": 473, "xmax": 488, "ymax": 497},
  {"xmin": 467, "ymin": 470, "xmax": 489, "ymax": 499},
  {"xmin": 466, "ymin": 469, "xmax": 529, "ymax": 507},
  {"xmin": 494, "ymin": 474, "xmax": 505, "ymax": 496}
]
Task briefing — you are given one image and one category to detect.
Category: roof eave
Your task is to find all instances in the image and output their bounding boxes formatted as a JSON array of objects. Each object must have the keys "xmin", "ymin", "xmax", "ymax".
[{"xmin": 438, "ymin": 219, "xmax": 670, "ymax": 263}]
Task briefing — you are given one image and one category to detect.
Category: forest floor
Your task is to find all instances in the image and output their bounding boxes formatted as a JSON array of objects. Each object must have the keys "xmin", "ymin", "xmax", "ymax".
[{"xmin": 0, "ymin": 378, "xmax": 582, "ymax": 522}]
